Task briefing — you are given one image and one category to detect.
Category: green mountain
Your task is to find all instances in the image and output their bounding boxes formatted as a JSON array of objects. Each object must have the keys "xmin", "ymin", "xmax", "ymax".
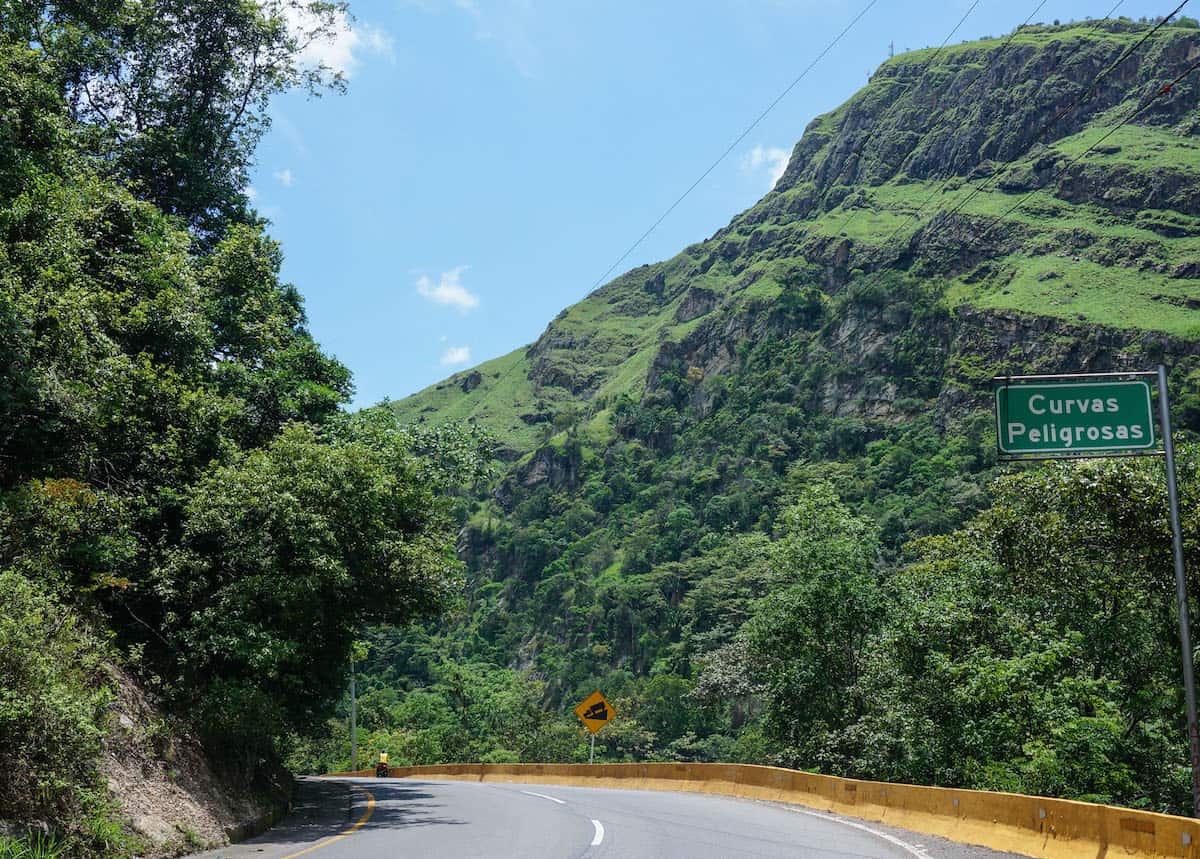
[
  {"xmin": 358, "ymin": 18, "xmax": 1200, "ymax": 812},
  {"xmin": 394, "ymin": 19, "xmax": 1200, "ymax": 459}
]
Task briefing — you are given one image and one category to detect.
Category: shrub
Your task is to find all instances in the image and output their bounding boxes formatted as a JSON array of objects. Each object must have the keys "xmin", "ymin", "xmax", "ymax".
[{"xmin": 0, "ymin": 571, "xmax": 112, "ymax": 829}]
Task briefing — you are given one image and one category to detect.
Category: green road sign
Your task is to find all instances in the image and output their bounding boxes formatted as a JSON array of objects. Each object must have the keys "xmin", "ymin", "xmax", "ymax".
[{"xmin": 994, "ymin": 375, "xmax": 1158, "ymax": 459}]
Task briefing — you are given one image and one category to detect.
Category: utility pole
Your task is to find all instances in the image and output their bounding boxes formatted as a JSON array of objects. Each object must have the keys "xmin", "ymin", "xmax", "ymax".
[
  {"xmin": 350, "ymin": 653, "xmax": 358, "ymax": 774},
  {"xmin": 1158, "ymin": 364, "xmax": 1200, "ymax": 817},
  {"xmin": 888, "ymin": 40, "xmax": 895, "ymax": 58}
]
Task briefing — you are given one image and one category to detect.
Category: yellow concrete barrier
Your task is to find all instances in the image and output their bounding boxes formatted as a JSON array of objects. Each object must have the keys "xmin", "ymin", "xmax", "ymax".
[{"xmin": 323, "ymin": 762, "xmax": 1200, "ymax": 858}]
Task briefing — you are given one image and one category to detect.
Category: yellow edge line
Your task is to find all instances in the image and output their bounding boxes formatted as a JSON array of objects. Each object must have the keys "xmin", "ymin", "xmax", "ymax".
[{"xmin": 280, "ymin": 785, "xmax": 375, "ymax": 859}]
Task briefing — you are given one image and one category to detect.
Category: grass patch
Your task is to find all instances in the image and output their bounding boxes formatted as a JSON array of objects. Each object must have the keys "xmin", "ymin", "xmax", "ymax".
[
  {"xmin": 948, "ymin": 254, "xmax": 1200, "ymax": 337},
  {"xmin": 886, "ymin": 24, "xmax": 1146, "ymax": 69},
  {"xmin": 0, "ymin": 835, "xmax": 70, "ymax": 859},
  {"xmin": 388, "ymin": 349, "xmax": 557, "ymax": 452},
  {"xmin": 1048, "ymin": 125, "xmax": 1200, "ymax": 171}
]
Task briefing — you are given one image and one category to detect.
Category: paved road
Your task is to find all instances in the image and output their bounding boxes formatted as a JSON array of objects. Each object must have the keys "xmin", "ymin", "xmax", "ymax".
[{"xmin": 192, "ymin": 777, "xmax": 1028, "ymax": 859}]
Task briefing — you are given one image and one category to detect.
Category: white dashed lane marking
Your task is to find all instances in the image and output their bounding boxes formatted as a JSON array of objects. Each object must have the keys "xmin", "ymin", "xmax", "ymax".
[{"xmin": 520, "ymin": 790, "xmax": 566, "ymax": 805}]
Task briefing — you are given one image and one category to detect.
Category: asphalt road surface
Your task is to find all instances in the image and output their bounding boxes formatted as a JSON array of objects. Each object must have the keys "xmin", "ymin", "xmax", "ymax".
[{"xmin": 191, "ymin": 776, "xmax": 1029, "ymax": 859}]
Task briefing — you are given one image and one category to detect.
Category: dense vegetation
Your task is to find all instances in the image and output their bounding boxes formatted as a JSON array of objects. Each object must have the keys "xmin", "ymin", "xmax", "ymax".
[
  {"xmin": 4, "ymin": 6, "xmax": 1200, "ymax": 853},
  {"xmin": 0, "ymin": 2, "xmax": 486, "ymax": 854},
  {"xmin": 361, "ymin": 15, "xmax": 1200, "ymax": 816}
]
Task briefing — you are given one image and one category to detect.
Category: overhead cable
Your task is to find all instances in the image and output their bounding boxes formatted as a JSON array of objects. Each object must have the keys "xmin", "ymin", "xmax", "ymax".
[
  {"xmin": 825, "ymin": 0, "xmax": 985, "ymax": 235},
  {"xmin": 939, "ymin": 0, "xmax": 1188, "ymax": 223},
  {"xmin": 875, "ymin": 0, "xmax": 1123, "ymax": 244},
  {"xmin": 970, "ymin": 53, "xmax": 1200, "ymax": 244},
  {"xmin": 585, "ymin": 0, "xmax": 880, "ymax": 294}
]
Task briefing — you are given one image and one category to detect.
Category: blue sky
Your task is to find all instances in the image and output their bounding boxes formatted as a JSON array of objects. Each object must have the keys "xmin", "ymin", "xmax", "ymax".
[{"xmin": 249, "ymin": 0, "xmax": 1171, "ymax": 408}]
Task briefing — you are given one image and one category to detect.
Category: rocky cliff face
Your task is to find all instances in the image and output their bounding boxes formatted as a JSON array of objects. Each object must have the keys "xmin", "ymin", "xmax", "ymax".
[
  {"xmin": 778, "ymin": 22, "xmax": 1200, "ymax": 198},
  {"xmin": 497, "ymin": 28, "xmax": 1195, "ymax": 426},
  {"xmin": 100, "ymin": 668, "xmax": 289, "ymax": 855}
]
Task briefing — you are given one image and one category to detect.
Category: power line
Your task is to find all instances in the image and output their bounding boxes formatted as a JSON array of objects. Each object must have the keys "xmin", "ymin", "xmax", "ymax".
[
  {"xmin": 829, "ymin": 0, "xmax": 987, "ymax": 236},
  {"xmin": 585, "ymin": 0, "xmax": 880, "ymax": 294},
  {"xmin": 834, "ymin": 0, "xmax": 1048, "ymax": 239},
  {"xmin": 938, "ymin": 0, "xmax": 1186, "ymax": 224},
  {"xmin": 970, "ymin": 53, "xmax": 1200, "ymax": 244},
  {"xmin": 872, "ymin": 0, "xmax": 1118, "ymax": 246},
  {"xmin": 811, "ymin": 1, "xmax": 1187, "ymax": 303},
  {"xmin": 846, "ymin": 0, "xmax": 1191, "ymax": 297}
]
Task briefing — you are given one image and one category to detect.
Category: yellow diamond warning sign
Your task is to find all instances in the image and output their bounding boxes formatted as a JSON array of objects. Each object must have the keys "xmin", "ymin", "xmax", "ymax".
[{"xmin": 574, "ymin": 690, "xmax": 615, "ymax": 734}]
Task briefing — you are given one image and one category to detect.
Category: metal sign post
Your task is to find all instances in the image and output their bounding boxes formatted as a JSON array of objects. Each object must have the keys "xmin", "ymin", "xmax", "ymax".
[
  {"xmin": 350, "ymin": 654, "xmax": 358, "ymax": 774},
  {"xmin": 1157, "ymin": 365, "xmax": 1200, "ymax": 818},
  {"xmin": 994, "ymin": 368, "xmax": 1198, "ymax": 816}
]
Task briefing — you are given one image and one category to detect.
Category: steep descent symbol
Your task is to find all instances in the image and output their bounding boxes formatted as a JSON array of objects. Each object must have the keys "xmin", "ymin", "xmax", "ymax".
[{"xmin": 574, "ymin": 690, "xmax": 616, "ymax": 735}]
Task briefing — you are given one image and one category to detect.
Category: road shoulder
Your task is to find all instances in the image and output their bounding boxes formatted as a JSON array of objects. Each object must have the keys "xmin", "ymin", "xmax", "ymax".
[{"xmin": 186, "ymin": 777, "xmax": 364, "ymax": 859}]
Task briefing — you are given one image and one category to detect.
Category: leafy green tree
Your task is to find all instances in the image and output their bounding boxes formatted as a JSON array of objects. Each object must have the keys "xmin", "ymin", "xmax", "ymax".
[
  {"xmin": 0, "ymin": 479, "xmax": 136, "ymax": 594},
  {"xmin": 0, "ymin": 571, "xmax": 112, "ymax": 828},
  {"xmin": 0, "ymin": 3, "xmax": 498, "ymax": 847},
  {"xmin": 637, "ymin": 674, "xmax": 696, "ymax": 744},
  {"xmin": 877, "ymin": 452, "xmax": 1198, "ymax": 810},
  {"xmin": 202, "ymin": 224, "xmax": 353, "ymax": 446},
  {"xmin": 2, "ymin": 0, "xmax": 349, "ymax": 238},
  {"xmin": 149, "ymin": 422, "xmax": 472, "ymax": 755},
  {"xmin": 738, "ymin": 482, "xmax": 883, "ymax": 769},
  {"xmin": 0, "ymin": 39, "xmax": 66, "ymax": 202}
]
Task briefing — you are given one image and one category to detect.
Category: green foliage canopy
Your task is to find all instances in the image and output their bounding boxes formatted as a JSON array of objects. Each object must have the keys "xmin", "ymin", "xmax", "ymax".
[
  {"xmin": 1, "ymin": 0, "xmax": 351, "ymax": 238},
  {"xmin": 0, "ymin": 14, "xmax": 491, "ymax": 843}
]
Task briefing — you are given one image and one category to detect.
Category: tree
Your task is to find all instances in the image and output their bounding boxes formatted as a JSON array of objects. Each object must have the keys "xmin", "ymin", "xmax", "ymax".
[
  {"xmin": 878, "ymin": 452, "xmax": 1198, "ymax": 810},
  {"xmin": 203, "ymin": 224, "xmax": 353, "ymax": 446},
  {"xmin": 0, "ymin": 5, "xmax": 498, "ymax": 845},
  {"xmin": 2, "ymin": 0, "xmax": 351, "ymax": 239},
  {"xmin": 0, "ymin": 39, "xmax": 66, "ymax": 202},
  {"xmin": 150, "ymin": 421, "xmax": 474, "ymax": 756},
  {"xmin": 718, "ymin": 483, "xmax": 883, "ymax": 769},
  {"xmin": 0, "ymin": 571, "xmax": 112, "ymax": 826}
]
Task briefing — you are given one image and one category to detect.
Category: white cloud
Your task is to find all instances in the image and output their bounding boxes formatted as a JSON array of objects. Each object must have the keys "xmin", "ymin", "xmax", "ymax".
[
  {"xmin": 441, "ymin": 345, "xmax": 472, "ymax": 366},
  {"xmin": 273, "ymin": 168, "xmax": 294, "ymax": 187},
  {"xmin": 416, "ymin": 266, "xmax": 480, "ymax": 312},
  {"xmin": 269, "ymin": 2, "xmax": 394, "ymax": 79},
  {"xmin": 272, "ymin": 110, "xmax": 309, "ymax": 158},
  {"xmin": 740, "ymin": 145, "xmax": 790, "ymax": 189},
  {"xmin": 462, "ymin": 0, "xmax": 540, "ymax": 77},
  {"xmin": 360, "ymin": 25, "xmax": 395, "ymax": 56},
  {"xmin": 245, "ymin": 185, "xmax": 259, "ymax": 201}
]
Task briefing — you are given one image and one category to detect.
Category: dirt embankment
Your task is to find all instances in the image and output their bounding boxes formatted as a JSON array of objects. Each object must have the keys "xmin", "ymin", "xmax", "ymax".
[{"xmin": 102, "ymin": 669, "xmax": 290, "ymax": 855}]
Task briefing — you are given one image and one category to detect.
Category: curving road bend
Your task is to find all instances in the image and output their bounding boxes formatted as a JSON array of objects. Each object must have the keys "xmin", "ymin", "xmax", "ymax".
[{"xmin": 190, "ymin": 776, "xmax": 1029, "ymax": 859}]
